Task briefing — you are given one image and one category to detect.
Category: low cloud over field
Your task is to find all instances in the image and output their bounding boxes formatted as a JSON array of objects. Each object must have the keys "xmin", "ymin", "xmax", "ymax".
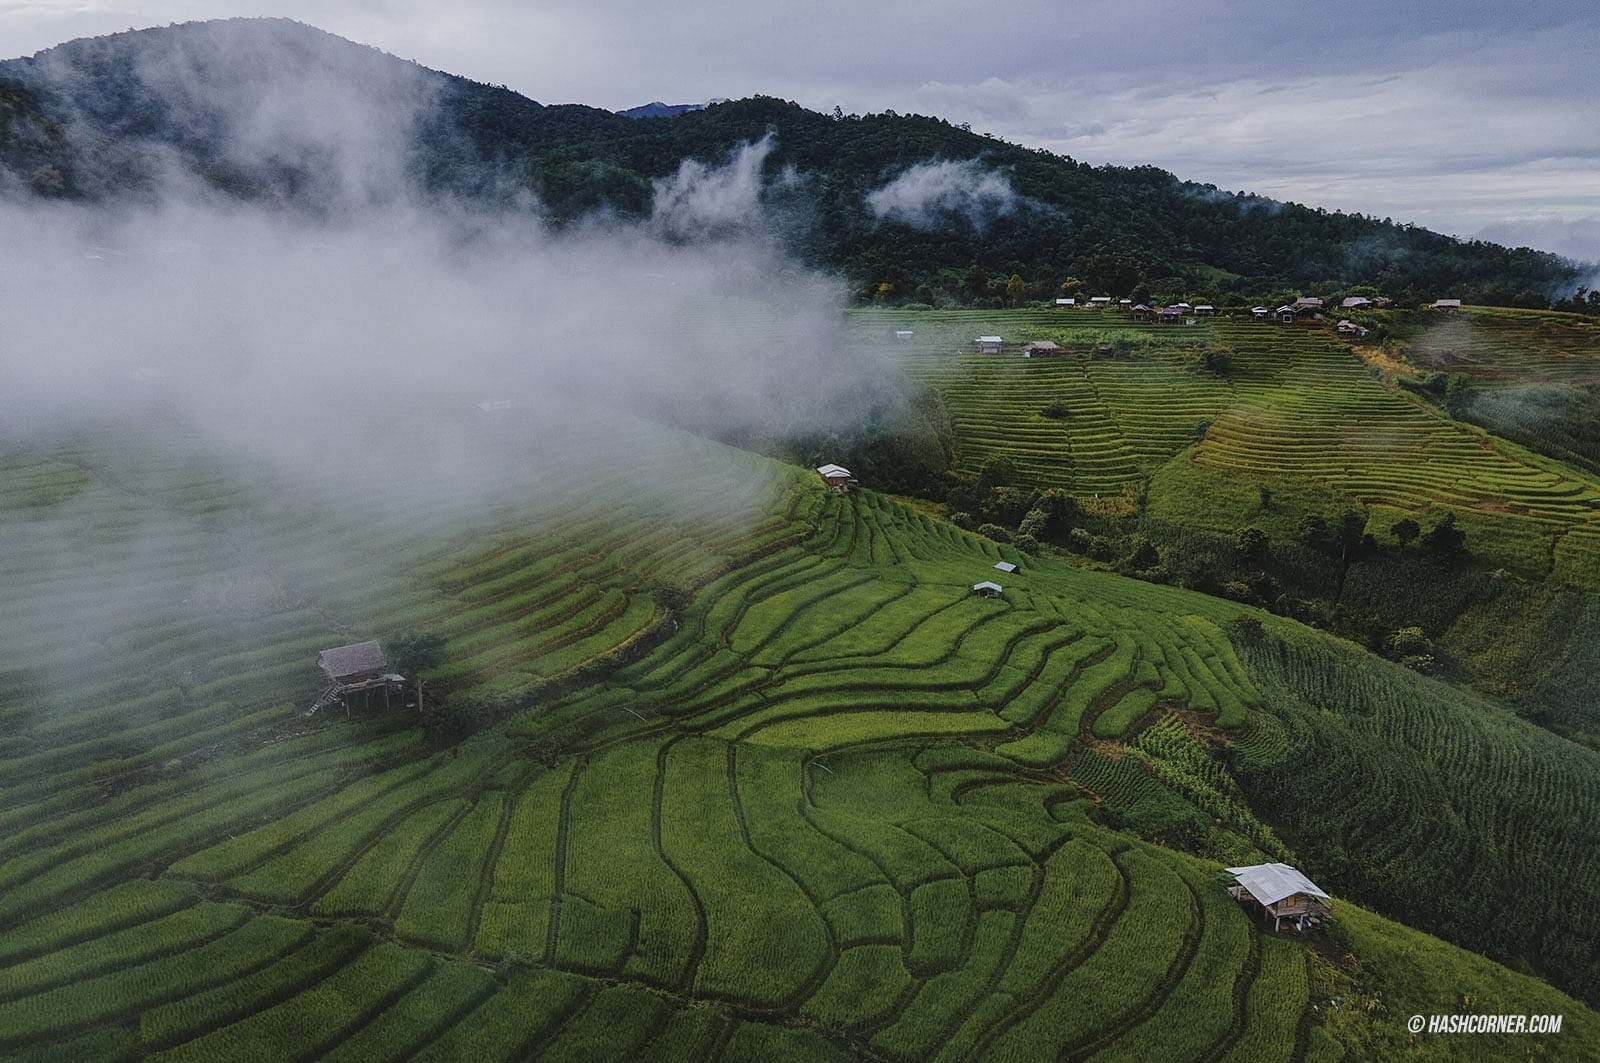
[
  {"xmin": 0, "ymin": 22, "xmax": 906, "ymax": 506},
  {"xmin": 0, "ymin": 22, "xmax": 918, "ymax": 715}
]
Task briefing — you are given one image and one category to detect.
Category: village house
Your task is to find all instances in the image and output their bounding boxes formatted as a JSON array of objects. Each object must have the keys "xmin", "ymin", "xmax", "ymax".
[
  {"xmin": 817, "ymin": 463, "xmax": 856, "ymax": 492},
  {"xmin": 1294, "ymin": 296, "xmax": 1324, "ymax": 309},
  {"xmin": 993, "ymin": 561, "xmax": 1018, "ymax": 573},
  {"xmin": 976, "ymin": 335, "xmax": 1004, "ymax": 353},
  {"xmin": 1023, "ymin": 340, "xmax": 1062, "ymax": 357},
  {"xmin": 1251, "ymin": 306, "xmax": 1271, "ymax": 319},
  {"xmin": 1430, "ymin": 298, "xmax": 1463, "ymax": 311},
  {"xmin": 1275, "ymin": 305, "xmax": 1299, "ymax": 323},
  {"xmin": 1156, "ymin": 306, "xmax": 1186, "ymax": 325},
  {"xmin": 1118, "ymin": 299, "xmax": 1133, "ymax": 308},
  {"xmin": 972, "ymin": 580, "xmax": 1004, "ymax": 598},
  {"xmin": 1226, "ymin": 863, "xmax": 1332, "ymax": 932},
  {"xmin": 1055, "ymin": 297, "xmax": 1077, "ymax": 307},
  {"xmin": 309, "ymin": 641, "xmax": 411, "ymax": 716},
  {"xmin": 1193, "ymin": 304, "xmax": 1216, "ymax": 316},
  {"xmin": 1337, "ymin": 319, "xmax": 1370, "ymax": 337},
  {"xmin": 894, "ymin": 329, "xmax": 914, "ymax": 340},
  {"xmin": 1130, "ymin": 303, "xmax": 1154, "ymax": 320},
  {"xmin": 1341, "ymin": 296, "xmax": 1374, "ymax": 310},
  {"xmin": 1089, "ymin": 295, "xmax": 1112, "ymax": 308}
]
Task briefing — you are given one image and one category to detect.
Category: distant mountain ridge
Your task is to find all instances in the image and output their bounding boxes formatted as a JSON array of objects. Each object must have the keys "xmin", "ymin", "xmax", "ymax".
[
  {"xmin": 617, "ymin": 101, "xmax": 706, "ymax": 119},
  {"xmin": 0, "ymin": 17, "xmax": 1582, "ymax": 305}
]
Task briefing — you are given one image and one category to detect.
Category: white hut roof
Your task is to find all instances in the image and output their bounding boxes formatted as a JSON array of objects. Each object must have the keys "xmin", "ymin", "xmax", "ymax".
[
  {"xmin": 895, "ymin": 329, "xmax": 914, "ymax": 337},
  {"xmin": 972, "ymin": 580, "xmax": 1003, "ymax": 593},
  {"xmin": 1341, "ymin": 296, "xmax": 1372, "ymax": 307},
  {"xmin": 1090, "ymin": 295, "xmax": 1111, "ymax": 302},
  {"xmin": 1251, "ymin": 306, "xmax": 1270, "ymax": 312},
  {"xmin": 1194, "ymin": 304, "xmax": 1214, "ymax": 311},
  {"xmin": 817, "ymin": 463, "xmax": 853, "ymax": 478},
  {"xmin": 1226, "ymin": 863, "xmax": 1329, "ymax": 906},
  {"xmin": 1432, "ymin": 298, "xmax": 1462, "ymax": 307},
  {"xmin": 977, "ymin": 336, "xmax": 1003, "ymax": 343},
  {"xmin": 1055, "ymin": 298, "xmax": 1076, "ymax": 305},
  {"xmin": 993, "ymin": 561, "xmax": 1018, "ymax": 572}
]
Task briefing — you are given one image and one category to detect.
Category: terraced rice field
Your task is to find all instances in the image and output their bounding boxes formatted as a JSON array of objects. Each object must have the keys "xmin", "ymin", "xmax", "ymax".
[
  {"xmin": 0, "ymin": 400, "xmax": 1310, "ymax": 1061},
  {"xmin": 1409, "ymin": 308, "xmax": 1600, "ymax": 384},
  {"xmin": 866, "ymin": 308, "xmax": 1600, "ymax": 559},
  {"xmin": 3, "ymin": 395, "xmax": 1597, "ymax": 1059}
]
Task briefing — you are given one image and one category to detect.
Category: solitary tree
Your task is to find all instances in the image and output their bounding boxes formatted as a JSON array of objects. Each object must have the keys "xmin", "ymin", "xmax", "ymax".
[
  {"xmin": 1004, "ymin": 273, "xmax": 1027, "ymax": 307},
  {"xmin": 1421, "ymin": 511, "xmax": 1467, "ymax": 561},
  {"xmin": 1391, "ymin": 518, "xmax": 1421, "ymax": 549}
]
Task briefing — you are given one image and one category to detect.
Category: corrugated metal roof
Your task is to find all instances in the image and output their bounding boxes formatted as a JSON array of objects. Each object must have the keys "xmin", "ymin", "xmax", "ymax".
[
  {"xmin": 972, "ymin": 581, "xmax": 1003, "ymax": 593},
  {"xmin": 817, "ymin": 464, "xmax": 853, "ymax": 478},
  {"xmin": 994, "ymin": 561, "xmax": 1018, "ymax": 572},
  {"xmin": 1226, "ymin": 863, "xmax": 1329, "ymax": 906}
]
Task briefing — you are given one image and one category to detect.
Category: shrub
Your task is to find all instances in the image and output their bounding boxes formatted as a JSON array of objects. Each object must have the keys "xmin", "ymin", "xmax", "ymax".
[
  {"xmin": 1041, "ymin": 400, "xmax": 1071, "ymax": 420},
  {"xmin": 1068, "ymin": 528, "xmax": 1093, "ymax": 553},
  {"xmin": 976, "ymin": 458, "xmax": 1017, "ymax": 491},
  {"xmin": 642, "ymin": 579, "xmax": 691, "ymax": 617},
  {"xmin": 1018, "ymin": 507, "xmax": 1048, "ymax": 539},
  {"xmin": 976, "ymin": 523, "xmax": 1012, "ymax": 543},
  {"xmin": 1230, "ymin": 614, "xmax": 1264, "ymax": 645},
  {"xmin": 1013, "ymin": 533, "xmax": 1040, "ymax": 556},
  {"xmin": 981, "ymin": 486, "xmax": 1028, "ymax": 526},
  {"xmin": 1386, "ymin": 626, "xmax": 1433, "ymax": 660},
  {"xmin": 1124, "ymin": 536, "xmax": 1162, "ymax": 571},
  {"xmin": 387, "ymin": 630, "xmax": 446, "ymax": 676},
  {"xmin": 1234, "ymin": 526, "xmax": 1270, "ymax": 562}
]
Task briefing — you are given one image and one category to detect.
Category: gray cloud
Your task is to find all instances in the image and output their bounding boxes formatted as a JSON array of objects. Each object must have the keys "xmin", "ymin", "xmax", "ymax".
[
  {"xmin": 650, "ymin": 133, "xmax": 794, "ymax": 240},
  {"xmin": 1474, "ymin": 217, "xmax": 1600, "ymax": 268},
  {"xmin": 0, "ymin": 31, "xmax": 922, "ymax": 715},
  {"xmin": 866, "ymin": 158, "xmax": 1023, "ymax": 232}
]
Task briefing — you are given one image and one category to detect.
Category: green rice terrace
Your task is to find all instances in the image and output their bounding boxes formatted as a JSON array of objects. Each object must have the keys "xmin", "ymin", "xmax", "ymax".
[
  {"xmin": 2, "ymin": 380, "xmax": 1598, "ymax": 1061},
  {"xmin": 872, "ymin": 307, "xmax": 1600, "ymax": 587}
]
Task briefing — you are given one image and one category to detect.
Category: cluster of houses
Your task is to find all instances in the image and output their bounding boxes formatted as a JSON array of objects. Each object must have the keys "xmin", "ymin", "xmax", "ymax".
[{"xmin": 950, "ymin": 292, "xmax": 1466, "ymax": 355}]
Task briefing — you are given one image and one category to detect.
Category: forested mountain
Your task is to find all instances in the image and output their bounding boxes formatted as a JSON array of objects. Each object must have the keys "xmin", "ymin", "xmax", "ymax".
[{"xmin": 0, "ymin": 18, "xmax": 1582, "ymax": 306}]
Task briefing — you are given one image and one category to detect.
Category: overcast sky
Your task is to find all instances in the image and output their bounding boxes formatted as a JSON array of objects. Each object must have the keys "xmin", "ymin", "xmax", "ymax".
[{"xmin": 4, "ymin": 0, "xmax": 1596, "ymax": 261}]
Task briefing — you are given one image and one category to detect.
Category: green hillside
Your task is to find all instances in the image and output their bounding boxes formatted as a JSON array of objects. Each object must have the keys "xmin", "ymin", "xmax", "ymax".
[
  {"xmin": 0, "ymin": 18, "xmax": 1585, "ymax": 306},
  {"xmin": 863, "ymin": 306, "xmax": 1600, "ymax": 745},
  {"xmin": 4, "ymin": 17, "xmax": 1600, "ymax": 1061},
  {"xmin": 2, "ymin": 398, "xmax": 1597, "ymax": 1060}
]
